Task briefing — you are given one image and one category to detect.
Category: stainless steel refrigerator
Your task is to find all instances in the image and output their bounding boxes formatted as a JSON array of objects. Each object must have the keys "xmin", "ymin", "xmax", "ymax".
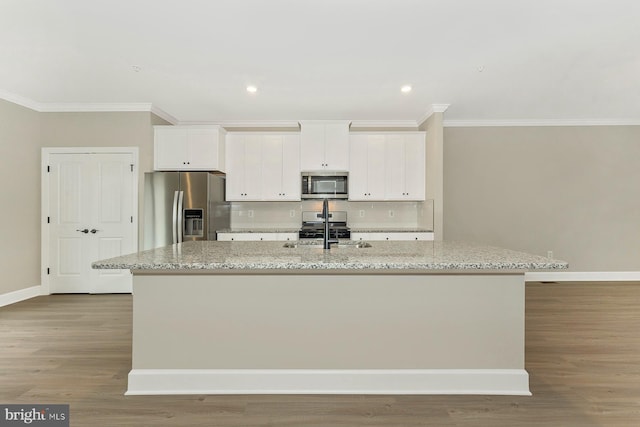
[{"xmin": 143, "ymin": 172, "xmax": 230, "ymax": 250}]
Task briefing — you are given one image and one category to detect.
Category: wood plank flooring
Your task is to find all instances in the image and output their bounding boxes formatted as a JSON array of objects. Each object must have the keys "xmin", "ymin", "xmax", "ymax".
[{"xmin": 1, "ymin": 282, "xmax": 639, "ymax": 426}]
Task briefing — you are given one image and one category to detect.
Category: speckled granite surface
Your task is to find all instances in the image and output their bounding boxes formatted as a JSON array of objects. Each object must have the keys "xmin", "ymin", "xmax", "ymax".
[
  {"xmin": 92, "ymin": 240, "xmax": 568, "ymax": 271},
  {"xmin": 350, "ymin": 229, "xmax": 434, "ymax": 233},
  {"xmin": 217, "ymin": 228, "xmax": 299, "ymax": 233}
]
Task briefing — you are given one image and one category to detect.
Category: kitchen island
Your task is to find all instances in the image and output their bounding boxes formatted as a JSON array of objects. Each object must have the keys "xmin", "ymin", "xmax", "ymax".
[{"xmin": 93, "ymin": 240, "xmax": 567, "ymax": 396}]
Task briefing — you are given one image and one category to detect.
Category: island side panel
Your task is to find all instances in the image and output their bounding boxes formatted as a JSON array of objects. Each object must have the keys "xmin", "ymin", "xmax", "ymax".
[{"xmin": 131, "ymin": 273, "xmax": 525, "ymax": 370}]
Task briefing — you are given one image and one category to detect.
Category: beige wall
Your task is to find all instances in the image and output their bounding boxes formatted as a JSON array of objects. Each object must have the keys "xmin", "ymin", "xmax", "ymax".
[
  {"xmin": 0, "ymin": 102, "xmax": 168, "ymax": 297},
  {"xmin": 419, "ymin": 113, "xmax": 444, "ymax": 239},
  {"xmin": 444, "ymin": 126, "xmax": 640, "ymax": 271},
  {"xmin": 0, "ymin": 99, "xmax": 42, "ymax": 294}
]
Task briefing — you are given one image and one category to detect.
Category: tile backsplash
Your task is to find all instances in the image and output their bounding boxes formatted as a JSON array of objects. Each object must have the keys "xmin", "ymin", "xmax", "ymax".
[{"xmin": 230, "ymin": 199, "xmax": 434, "ymax": 230}]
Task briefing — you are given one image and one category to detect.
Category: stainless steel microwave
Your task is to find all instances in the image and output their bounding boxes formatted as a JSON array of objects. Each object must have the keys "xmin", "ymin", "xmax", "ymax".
[{"xmin": 301, "ymin": 172, "xmax": 348, "ymax": 199}]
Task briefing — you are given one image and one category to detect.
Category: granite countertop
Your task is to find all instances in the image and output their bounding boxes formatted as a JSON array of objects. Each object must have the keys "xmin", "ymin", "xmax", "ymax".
[
  {"xmin": 92, "ymin": 240, "xmax": 568, "ymax": 272},
  {"xmin": 350, "ymin": 228, "xmax": 434, "ymax": 233},
  {"xmin": 216, "ymin": 228, "xmax": 299, "ymax": 233}
]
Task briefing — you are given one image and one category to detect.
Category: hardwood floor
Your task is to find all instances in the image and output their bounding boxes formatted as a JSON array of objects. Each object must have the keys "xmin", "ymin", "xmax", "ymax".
[{"xmin": 1, "ymin": 282, "xmax": 639, "ymax": 426}]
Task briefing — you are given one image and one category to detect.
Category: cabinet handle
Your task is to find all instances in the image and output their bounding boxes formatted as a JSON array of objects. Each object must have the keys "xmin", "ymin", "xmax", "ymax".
[{"xmin": 76, "ymin": 228, "xmax": 89, "ymax": 234}]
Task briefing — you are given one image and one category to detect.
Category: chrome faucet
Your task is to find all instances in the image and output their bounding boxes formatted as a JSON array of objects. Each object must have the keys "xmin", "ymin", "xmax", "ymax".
[{"xmin": 322, "ymin": 198, "xmax": 339, "ymax": 249}]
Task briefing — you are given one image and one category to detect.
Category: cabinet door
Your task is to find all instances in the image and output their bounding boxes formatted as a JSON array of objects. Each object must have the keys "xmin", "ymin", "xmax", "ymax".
[
  {"xmin": 366, "ymin": 135, "xmax": 386, "ymax": 199},
  {"xmin": 300, "ymin": 124, "xmax": 325, "ymax": 170},
  {"xmin": 348, "ymin": 134, "xmax": 369, "ymax": 201},
  {"xmin": 154, "ymin": 128, "xmax": 188, "ymax": 170},
  {"xmin": 349, "ymin": 134, "xmax": 385, "ymax": 201},
  {"xmin": 324, "ymin": 123, "xmax": 349, "ymax": 170},
  {"xmin": 280, "ymin": 134, "xmax": 301, "ymax": 200},
  {"xmin": 403, "ymin": 134, "xmax": 425, "ymax": 200},
  {"xmin": 225, "ymin": 134, "xmax": 245, "ymax": 201},
  {"xmin": 262, "ymin": 135, "xmax": 284, "ymax": 200},
  {"xmin": 242, "ymin": 135, "xmax": 263, "ymax": 200},
  {"xmin": 261, "ymin": 134, "xmax": 300, "ymax": 201},
  {"xmin": 186, "ymin": 129, "xmax": 220, "ymax": 170},
  {"xmin": 384, "ymin": 134, "xmax": 406, "ymax": 200},
  {"xmin": 225, "ymin": 134, "xmax": 262, "ymax": 200}
]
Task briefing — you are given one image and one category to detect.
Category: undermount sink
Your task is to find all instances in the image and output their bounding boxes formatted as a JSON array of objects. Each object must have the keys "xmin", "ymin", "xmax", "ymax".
[{"xmin": 283, "ymin": 241, "xmax": 372, "ymax": 249}]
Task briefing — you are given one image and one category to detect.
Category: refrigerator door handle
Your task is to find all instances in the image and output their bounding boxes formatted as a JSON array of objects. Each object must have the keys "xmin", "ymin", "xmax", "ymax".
[
  {"xmin": 177, "ymin": 190, "xmax": 184, "ymax": 243},
  {"xmin": 172, "ymin": 190, "xmax": 179, "ymax": 244}
]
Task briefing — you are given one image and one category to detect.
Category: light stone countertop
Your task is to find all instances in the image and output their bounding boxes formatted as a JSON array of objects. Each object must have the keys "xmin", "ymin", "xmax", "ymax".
[
  {"xmin": 92, "ymin": 240, "xmax": 568, "ymax": 272},
  {"xmin": 216, "ymin": 228, "xmax": 300, "ymax": 233},
  {"xmin": 350, "ymin": 228, "xmax": 434, "ymax": 233}
]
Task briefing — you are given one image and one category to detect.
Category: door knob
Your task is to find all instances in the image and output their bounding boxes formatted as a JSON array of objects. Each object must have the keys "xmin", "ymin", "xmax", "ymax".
[
  {"xmin": 76, "ymin": 229, "xmax": 89, "ymax": 234},
  {"xmin": 90, "ymin": 229, "xmax": 100, "ymax": 234}
]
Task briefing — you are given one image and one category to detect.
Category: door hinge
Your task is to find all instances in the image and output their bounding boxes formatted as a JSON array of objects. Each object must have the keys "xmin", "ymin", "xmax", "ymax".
[
  {"xmin": 130, "ymin": 164, "xmax": 134, "ymax": 172},
  {"xmin": 47, "ymin": 268, "xmax": 50, "ymax": 275}
]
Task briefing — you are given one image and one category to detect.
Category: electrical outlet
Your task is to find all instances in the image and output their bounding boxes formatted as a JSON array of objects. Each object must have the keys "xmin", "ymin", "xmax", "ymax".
[
  {"xmin": 388, "ymin": 210, "xmax": 394, "ymax": 218},
  {"xmin": 547, "ymin": 250, "xmax": 554, "ymax": 259},
  {"xmin": 289, "ymin": 210, "xmax": 295, "ymax": 218},
  {"xmin": 359, "ymin": 210, "xmax": 365, "ymax": 217},
  {"xmin": 248, "ymin": 210, "xmax": 254, "ymax": 218}
]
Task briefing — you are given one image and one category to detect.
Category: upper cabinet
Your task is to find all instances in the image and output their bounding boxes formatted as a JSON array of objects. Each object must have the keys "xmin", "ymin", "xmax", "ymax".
[
  {"xmin": 384, "ymin": 133, "xmax": 425, "ymax": 200},
  {"xmin": 225, "ymin": 132, "xmax": 301, "ymax": 201},
  {"xmin": 349, "ymin": 132, "xmax": 426, "ymax": 201},
  {"xmin": 299, "ymin": 121, "xmax": 350, "ymax": 171},
  {"xmin": 349, "ymin": 134, "xmax": 386, "ymax": 200},
  {"xmin": 154, "ymin": 125, "xmax": 226, "ymax": 171}
]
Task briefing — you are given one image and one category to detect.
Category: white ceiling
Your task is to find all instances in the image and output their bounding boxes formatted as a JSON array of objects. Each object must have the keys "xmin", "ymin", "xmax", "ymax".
[{"xmin": 1, "ymin": 0, "xmax": 639, "ymax": 125}]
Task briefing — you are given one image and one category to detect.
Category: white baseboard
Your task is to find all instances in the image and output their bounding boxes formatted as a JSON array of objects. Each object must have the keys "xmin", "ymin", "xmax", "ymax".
[
  {"xmin": 0, "ymin": 286, "xmax": 42, "ymax": 308},
  {"xmin": 126, "ymin": 368, "xmax": 531, "ymax": 396},
  {"xmin": 526, "ymin": 271, "xmax": 640, "ymax": 282}
]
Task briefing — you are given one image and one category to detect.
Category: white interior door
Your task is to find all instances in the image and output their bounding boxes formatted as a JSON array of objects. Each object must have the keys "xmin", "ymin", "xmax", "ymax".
[{"xmin": 46, "ymin": 150, "xmax": 136, "ymax": 293}]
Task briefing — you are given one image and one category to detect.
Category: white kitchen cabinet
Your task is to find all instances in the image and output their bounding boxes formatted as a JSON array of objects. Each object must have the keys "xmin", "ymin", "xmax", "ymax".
[
  {"xmin": 154, "ymin": 125, "xmax": 226, "ymax": 171},
  {"xmin": 348, "ymin": 134, "xmax": 386, "ymax": 201},
  {"xmin": 225, "ymin": 134, "xmax": 263, "ymax": 200},
  {"xmin": 300, "ymin": 121, "xmax": 350, "ymax": 171},
  {"xmin": 217, "ymin": 232, "xmax": 298, "ymax": 241},
  {"xmin": 226, "ymin": 132, "xmax": 300, "ymax": 201},
  {"xmin": 351, "ymin": 232, "xmax": 434, "ymax": 241},
  {"xmin": 385, "ymin": 133, "xmax": 425, "ymax": 200},
  {"xmin": 261, "ymin": 134, "xmax": 301, "ymax": 201},
  {"xmin": 349, "ymin": 132, "xmax": 425, "ymax": 201}
]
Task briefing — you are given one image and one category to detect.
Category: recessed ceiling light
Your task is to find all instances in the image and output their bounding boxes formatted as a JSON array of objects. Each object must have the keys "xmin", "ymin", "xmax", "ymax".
[
  {"xmin": 246, "ymin": 85, "xmax": 258, "ymax": 93},
  {"xmin": 401, "ymin": 85, "xmax": 412, "ymax": 93}
]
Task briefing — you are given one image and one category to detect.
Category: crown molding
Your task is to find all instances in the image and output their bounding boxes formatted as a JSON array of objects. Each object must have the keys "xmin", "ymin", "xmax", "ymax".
[
  {"xmin": 150, "ymin": 106, "xmax": 178, "ymax": 125},
  {"xmin": 182, "ymin": 120, "xmax": 301, "ymax": 128},
  {"xmin": 0, "ymin": 90, "xmax": 42, "ymax": 111},
  {"xmin": 37, "ymin": 102, "xmax": 153, "ymax": 112},
  {"xmin": 0, "ymin": 90, "xmax": 179, "ymax": 123},
  {"xmin": 443, "ymin": 119, "xmax": 640, "ymax": 127},
  {"xmin": 350, "ymin": 120, "xmax": 418, "ymax": 128},
  {"xmin": 417, "ymin": 104, "xmax": 450, "ymax": 127}
]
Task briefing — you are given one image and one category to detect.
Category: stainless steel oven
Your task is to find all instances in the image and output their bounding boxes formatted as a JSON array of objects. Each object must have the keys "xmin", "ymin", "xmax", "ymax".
[{"xmin": 301, "ymin": 172, "xmax": 348, "ymax": 199}]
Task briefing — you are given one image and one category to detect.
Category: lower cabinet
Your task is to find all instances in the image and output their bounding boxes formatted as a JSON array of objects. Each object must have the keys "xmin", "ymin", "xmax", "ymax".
[
  {"xmin": 350, "ymin": 232, "xmax": 434, "ymax": 241},
  {"xmin": 217, "ymin": 232, "xmax": 298, "ymax": 242}
]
